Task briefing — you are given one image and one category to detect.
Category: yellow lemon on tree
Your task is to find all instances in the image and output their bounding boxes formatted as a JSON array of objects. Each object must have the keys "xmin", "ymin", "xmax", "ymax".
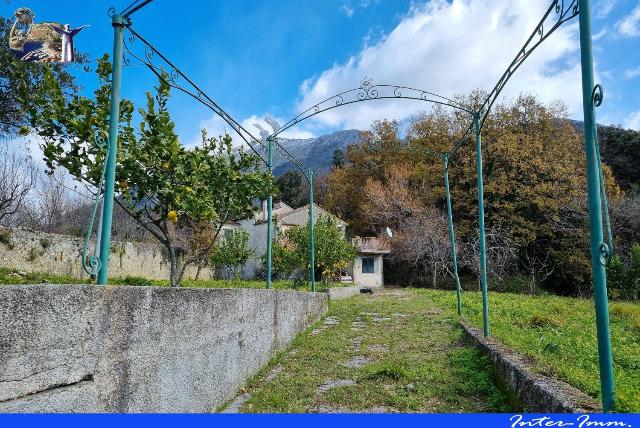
[
  {"xmin": 167, "ymin": 210, "xmax": 178, "ymax": 224},
  {"xmin": 162, "ymin": 162, "xmax": 170, "ymax": 171}
]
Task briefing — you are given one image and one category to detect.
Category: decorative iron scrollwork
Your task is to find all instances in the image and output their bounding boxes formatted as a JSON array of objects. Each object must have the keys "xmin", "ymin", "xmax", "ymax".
[
  {"xmin": 599, "ymin": 242, "xmax": 611, "ymax": 266},
  {"xmin": 118, "ymin": 0, "xmax": 580, "ymax": 170},
  {"xmin": 275, "ymin": 83, "xmax": 473, "ymax": 140},
  {"xmin": 94, "ymin": 132, "xmax": 108, "ymax": 149},
  {"xmin": 144, "ymin": 45, "xmax": 154, "ymax": 62},
  {"xmin": 592, "ymin": 84, "xmax": 604, "ymax": 107},
  {"xmin": 360, "ymin": 76, "xmax": 373, "ymax": 90}
]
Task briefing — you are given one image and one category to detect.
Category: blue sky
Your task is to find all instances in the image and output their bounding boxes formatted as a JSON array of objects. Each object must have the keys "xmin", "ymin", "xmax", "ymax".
[{"xmin": 3, "ymin": 0, "xmax": 639, "ymax": 145}]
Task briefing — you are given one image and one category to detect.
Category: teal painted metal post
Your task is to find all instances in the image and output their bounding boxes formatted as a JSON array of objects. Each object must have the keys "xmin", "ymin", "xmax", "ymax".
[
  {"xmin": 578, "ymin": 0, "xmax": 615, "ymax": 411},
  {"xmin": 475, "ymin": 115, "xmax": 490, "ymax": 337},
  {"xmin": 97, "ymin": 15, "xmax": 126, "ymax": 285},
  {"xmin": 443, "ymin": 156, "xmax": 462, "ymax": 315},
  {"xmin": 93, "ymin": 197, "xmax": 103, "ymax": 279},
  {"xmin": 308, "ymin": 170, "xmax": 316, "ymax": 292},
  {"xmin": 266, "ymin": 137, "xmax": 273, "ymax": 289}
]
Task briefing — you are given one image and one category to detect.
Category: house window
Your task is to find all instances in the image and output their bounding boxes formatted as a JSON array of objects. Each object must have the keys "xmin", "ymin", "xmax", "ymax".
[
  {"xmin": 224, "ymin": 229, "xmax": 234, "ymax": 241},
  {"xmin": 362, "ymin": 257, "xmax": 375, "ymax": 274}
]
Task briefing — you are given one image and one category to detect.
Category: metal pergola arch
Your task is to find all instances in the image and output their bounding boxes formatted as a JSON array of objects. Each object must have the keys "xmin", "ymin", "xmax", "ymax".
[
  {"xmin": 267, "ymin": 80, "xmax": 475, "ymax": 307},
  {"xmin": 94, "ymin": 0, "xmax": 615, "ymax": 410},
  {"xmin": 118, "ymin": 24, "xmax": 314, "ymax": 290}
]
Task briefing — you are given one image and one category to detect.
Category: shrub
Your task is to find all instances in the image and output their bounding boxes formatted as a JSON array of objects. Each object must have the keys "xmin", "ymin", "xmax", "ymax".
[
  {"xmin": 121, "ymin": 276, "xmax": 154, "ymax": 287},
  {"xmin": 26, "ymin": 247, "xmax": 43, "ymax": 262},
  {"xmin": 266, "ymin": 215, "xmax": 356, "ymax": 283},
  {"xmin": 606, "ymin": 244, "xmax": 640, "ymax": 300},
  {"xmin": 607, "ymin": 255, "xmax": 628, "ymax": 300},
  {"xmin": 0, "ymin": 228, "xmax": 14, "ymax": 249},
  {"xmin": 530, "ymin": 313, "xmax": 562, "ymax": 328},
  {"xmin": 210, "ymin": 229, "xmax": 253, "ymax": 280}
]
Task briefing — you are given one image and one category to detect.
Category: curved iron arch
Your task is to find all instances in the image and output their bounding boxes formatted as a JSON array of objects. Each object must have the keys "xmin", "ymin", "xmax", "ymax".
[
  {"xmin": 122, "ymin": 26, "xmax": 314, "ymax": 185},
  {"xmin": 123, "ymin": 26, "xmax": 271, "ymax": 167},
  {"xmin": 271, "ymin": 81, "xmax": 476, "ymax": 160}
]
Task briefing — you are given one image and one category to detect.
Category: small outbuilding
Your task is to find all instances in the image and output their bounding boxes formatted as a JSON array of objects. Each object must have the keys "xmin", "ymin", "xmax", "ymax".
[{"xmin": 351, "ymin": 236, "xmax": 391, "ymax": 288}]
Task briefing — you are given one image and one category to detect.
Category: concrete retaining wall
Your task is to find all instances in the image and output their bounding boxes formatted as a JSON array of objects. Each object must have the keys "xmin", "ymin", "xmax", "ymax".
[
  {"xmin": 0, "ymin": 284, "xmax": 328, "ymax": 413},
  {"xmin": 0, "ymin": 227, "xmax": 213, "ymax": 281},
  {"xmin": 460, "ymin": 321, "xmax": 600, "ymax": 413},
  {"xmin": 327, "ymin": 285, "xmax": 362, "ymax": 300}
]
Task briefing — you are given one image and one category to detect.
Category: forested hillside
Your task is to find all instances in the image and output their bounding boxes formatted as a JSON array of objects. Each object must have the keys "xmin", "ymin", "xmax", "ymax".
[{"xmin": 313, "ymin": 95, "xmax": 639, "ymax": 298}]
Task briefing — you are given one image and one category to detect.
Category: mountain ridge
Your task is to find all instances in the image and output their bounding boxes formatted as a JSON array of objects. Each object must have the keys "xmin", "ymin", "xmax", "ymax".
[
  {"xmin": 271, "ymin": 129, "xmax": 363, "ymax": 176},
  {"xmin": 271, "ymin": 121, "xmax": 584, "ymax": 176}
]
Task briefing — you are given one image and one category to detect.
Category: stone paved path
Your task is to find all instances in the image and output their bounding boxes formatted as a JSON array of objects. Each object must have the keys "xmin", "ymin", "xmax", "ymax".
[{"xmin": 219, "ymin": 289, "xmax": 510, "ymax": 413}]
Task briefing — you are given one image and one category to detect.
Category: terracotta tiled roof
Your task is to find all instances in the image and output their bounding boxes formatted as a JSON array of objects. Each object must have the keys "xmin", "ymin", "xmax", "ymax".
[
  {"xmin": 353, "ymin": 236, "xmax": 391, "ymax": 254},
  {"xmin": 280, "ymin": 203, "xmax": 347, "ymax": 226}
]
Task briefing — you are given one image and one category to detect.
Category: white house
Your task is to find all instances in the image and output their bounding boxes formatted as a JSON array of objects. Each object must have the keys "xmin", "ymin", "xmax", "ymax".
[
  {"xmin": 228, "ymin": 201, "xmax": 347, "ymax": 279},
  {"xmin": 223, "ymin": 202, "xmax": 390, "ymax": 287}
]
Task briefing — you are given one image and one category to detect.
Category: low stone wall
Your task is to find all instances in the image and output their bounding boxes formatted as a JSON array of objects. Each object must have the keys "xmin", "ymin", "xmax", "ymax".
[
  {"xmin": 327, "ymin": 285, "xmax": 362, "ymax": 300},
  {"xmin": 0, "ymin": 284, "xmax": 328, "ymax": 413},
  {"xmin": 460, "ymin": 321, "xmax": 600, "ymax": 413},
  {"xmin": 0, "ymin": 227, "xmax": 213, "ymax": 281}
]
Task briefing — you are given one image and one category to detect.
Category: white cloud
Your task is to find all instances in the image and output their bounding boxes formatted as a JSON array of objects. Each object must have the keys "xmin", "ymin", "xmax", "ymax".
[
  {"xmin": 295, "ymin": 0, "xmax": 584, "ymax": 131},
  {"xmin": 595, "ymin": 0, "xmax": 617, "ymax": 19},
  {"xmin": 625, "ymin": 110, "xmax": 640, "ymax": 130},
  {"xmin": 617, "ymin": 5, "xmax": 640, "ymax": 37},
  {"xmin": 341, "ymin": 3, "xmax": 355, "ymax": 18},
  {"xmin": 341, "ymin": 0, "xmax": 378, "ymax": 18},
  {"xmin": 191, "ymin": 114, "xmax": 233, "ymax": 147},
  {"xmin": 3, "ymin": 135, "xmax": 48, "ymax": 170},
  {"xmin": 593, "ymin": 27, "xmax": 608, "ymax": 40},
  {"xmin": 624, "ymin": 67, "xmax": 640, "ymax": 79}
]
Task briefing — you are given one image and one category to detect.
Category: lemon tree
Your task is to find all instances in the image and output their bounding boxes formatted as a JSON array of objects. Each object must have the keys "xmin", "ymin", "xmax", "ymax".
[{"xmin": 27, "ymin": 55, "xmax": 274, "ymax": 287}]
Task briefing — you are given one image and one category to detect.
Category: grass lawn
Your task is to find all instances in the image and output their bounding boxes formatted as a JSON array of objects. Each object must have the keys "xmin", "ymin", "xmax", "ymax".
[
  {"xmin": 0, "ymin": 267, "xmax": 342, "ymax": 291},
  {"xmin": 228, "ymin": 288, "xmax": 639, "ymax": 413},
  {"xmin": 231, "ymin": 288, "xmax": 510, "ymax": 413},
  {"xmin": 443, "ymin": 289, "xmax": 640, "ymax": 412}
]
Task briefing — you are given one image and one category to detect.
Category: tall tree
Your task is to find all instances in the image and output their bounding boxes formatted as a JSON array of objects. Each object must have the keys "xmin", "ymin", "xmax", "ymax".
[
  {"xmin": 332, "ymin": 148, "xmax": 346, "ymax": 168},
  {"xmin": 327, "ymin": 94, "xmax": 621, "ymax": 294},
  {"xmin": 275, "ymin": 170, "xmax": 306, "ymax": 208},
  {"xmin": 0, "ymin": 138, "xmax": 36, "ymax": 224},
  {"xmin": 598, "ymin": 124, "xmax": 640, "ymax": 191},
  {"xmin": 325, "ymin": 120, "xmax": 407, "ymax": 235}
]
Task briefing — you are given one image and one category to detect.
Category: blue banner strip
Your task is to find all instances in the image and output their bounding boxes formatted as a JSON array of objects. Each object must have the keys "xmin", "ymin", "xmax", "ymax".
[{"xmin": 1, "ymin": 413, "xmax": 639, "ymax": 428}]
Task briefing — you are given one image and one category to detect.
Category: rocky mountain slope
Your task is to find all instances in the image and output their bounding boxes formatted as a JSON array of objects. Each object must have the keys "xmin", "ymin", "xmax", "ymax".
[{"xmin": 270, "ymin": 129, "xmax": 363, "ymax": 175}]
